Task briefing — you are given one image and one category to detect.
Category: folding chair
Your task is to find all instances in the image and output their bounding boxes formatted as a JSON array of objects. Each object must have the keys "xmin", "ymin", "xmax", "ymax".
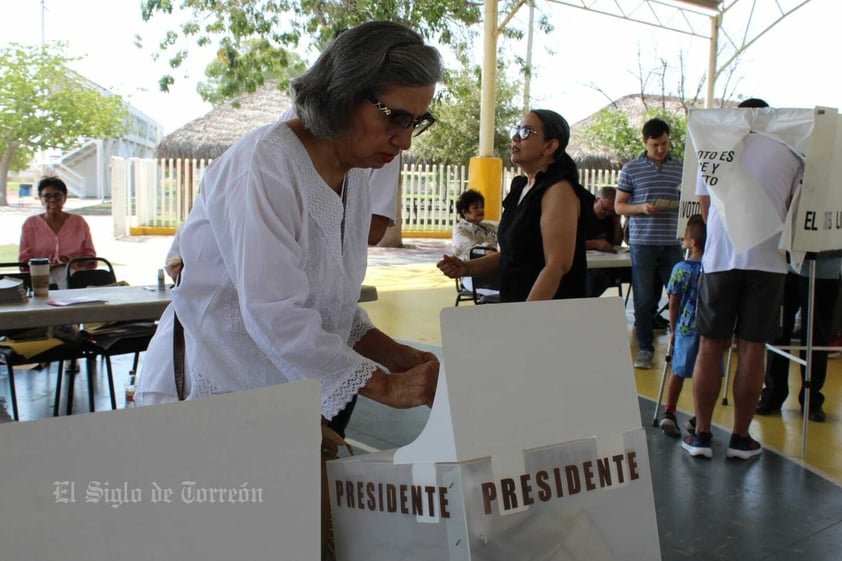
[
  {"xmin": 0, "ymin": 261, "xmax": 31, "ymax": 293},
  {"xmin": 65, "ymin": 257, "xmax": 157, "ymax": 392},
  {"xmin": 65, "ymin": 257, "xmax": 118, "ymax": 288},
  {"xmin": 0, "ymin": 338, "xmax": 90, "ymax": 420},
  {"xmin": 454, "ymin": 246, "xmax": 500, "ymax": 306},
  {"xmin": 454, "ymin": 278, "xmax": 475, "ymax": 306}
]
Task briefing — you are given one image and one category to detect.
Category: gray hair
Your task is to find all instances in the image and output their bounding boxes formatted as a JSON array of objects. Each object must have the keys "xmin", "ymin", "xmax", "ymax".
[{"xmin": 291, "ymin": 21, "xmax": 443, "ymax": 138}]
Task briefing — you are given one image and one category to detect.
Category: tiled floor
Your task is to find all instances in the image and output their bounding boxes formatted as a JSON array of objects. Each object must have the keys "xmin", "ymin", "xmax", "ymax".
[
  {"xmin": 344, "ymin": 390, "xmax": 842, "ymax": 561},
  {"xmin": 2, "ymin": 355, "xmax": 137, "ymax": 421},
  {"xmin": 4, "ymin": 237, "xmax": 842, "ymax": 560},
  {"xmin": 4, "ymin": 345, "xmax": 842, "ymax": 561}
]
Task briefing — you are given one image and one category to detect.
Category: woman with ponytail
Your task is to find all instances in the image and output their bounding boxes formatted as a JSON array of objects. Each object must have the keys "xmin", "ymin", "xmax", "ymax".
[{"xmin": 438, "ymin": 109, "xmax": 588, "ymax": 301}]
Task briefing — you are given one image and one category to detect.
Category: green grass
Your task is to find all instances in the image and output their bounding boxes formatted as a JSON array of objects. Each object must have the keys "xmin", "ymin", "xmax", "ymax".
[
  {"xmin": 0, "ymin": 244, "xmax": 19, "ymax": 263},
  {"xmin": 74, "ymin": 202, "xmax": 112, "ymax": 216},
  {"xmin": 0, "ymin": 244, "xmax": 125, "ymax": 268}
]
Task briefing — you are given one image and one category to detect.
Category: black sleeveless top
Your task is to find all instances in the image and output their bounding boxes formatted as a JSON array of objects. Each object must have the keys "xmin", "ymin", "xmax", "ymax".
[{"xmin": 496, "ymin": 165, "xmax": 588, "ymax": 302}]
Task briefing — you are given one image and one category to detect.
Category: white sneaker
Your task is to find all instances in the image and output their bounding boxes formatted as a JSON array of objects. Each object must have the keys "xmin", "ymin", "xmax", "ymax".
[
  {"xmin": 634, "ymin": 350, "xmax": 654, "ymax": 369},
  {"xmin": 681, "ymin": 432, "xmax": 713, "ymax": 459}
]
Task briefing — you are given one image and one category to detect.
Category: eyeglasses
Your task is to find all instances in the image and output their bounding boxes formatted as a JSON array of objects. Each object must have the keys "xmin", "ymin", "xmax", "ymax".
[
  {"xmin": 368, "ymin": 96, "xmax": 436, "ymax": 137},
  {"xmin": 41, "ymin": 192, "xmax": 65, "ymax": 200},
  {"xmin": 511, "ymin": 125, "xmax": 543, "ymax": 141}
]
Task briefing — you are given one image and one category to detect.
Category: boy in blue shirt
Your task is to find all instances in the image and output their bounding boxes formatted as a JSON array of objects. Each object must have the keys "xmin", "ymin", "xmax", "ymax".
[{"xmin": 659, "ymin": 215, "xmax": 705, "ymax": 437}]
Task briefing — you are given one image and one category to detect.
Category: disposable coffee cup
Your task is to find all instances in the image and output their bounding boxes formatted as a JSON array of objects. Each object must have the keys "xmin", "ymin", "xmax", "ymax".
[{"xmin": 29, "ymin": 258, "xmax": 51, "ymax": 297}]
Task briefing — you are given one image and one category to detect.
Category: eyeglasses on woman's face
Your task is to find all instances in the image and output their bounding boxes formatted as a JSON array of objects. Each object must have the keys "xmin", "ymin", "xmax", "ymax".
[
  {"xmin": 40, "ymin": 192, "xmax": 65, "ymax": 201},
  {"xmin": 511, "ymin": 125, "xmax": 543, "ymax": 141},
  {"xmin": 368, "ymin": 96, "xmax": 436, "ymax": 137}
]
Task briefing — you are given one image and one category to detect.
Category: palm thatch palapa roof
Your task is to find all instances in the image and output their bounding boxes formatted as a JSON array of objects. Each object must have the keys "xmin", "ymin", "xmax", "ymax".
[
  {"xmin": 156, "ymin": 82, "xmax": 292, "ymax": 160},
  {"xmin": 157, "ymin": 89, "xmax": 732, "ymax": 167},
  {"xmin": 568, "ymin": 93, "xmax": 726, "ymax": 169}
]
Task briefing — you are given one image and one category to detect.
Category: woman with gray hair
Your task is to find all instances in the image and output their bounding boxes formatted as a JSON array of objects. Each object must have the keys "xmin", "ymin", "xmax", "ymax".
[
  {"xmin": 141, "ymin": 19, "xmax": 441, "ymax": 408},
  {"xmin": 138, "ymin": 21, "xmax": 442, "ymax": 556},
  {"xmin": 438, "ymin": 109, "xmax": 588, "ymax": 301}
]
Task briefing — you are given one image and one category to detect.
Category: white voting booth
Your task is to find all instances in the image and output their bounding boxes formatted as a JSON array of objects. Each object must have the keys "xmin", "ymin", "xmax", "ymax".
[
  {"xmin": 328, "ymin": 298, "xmax": 661, "ymax": 561},
  {"xmin": 679, "ymin": 106, "xmax": 842, "ymax": 260},
  {"xmin": 679, "ymin": 106, "xmax": 842, "ymax": 456},
  {"xmin": 0, "ymin": 381, "xmax": 322, "ymax": 561},
  {"xmin": 678, "ymin": 107, "xmax": 815, "ymax": 244},
  {"xmin": 785, "ymin": 107, "xmax": 842, "ymax": 258},
  {"xmin": 771, "ymin": 106, "xmax": 842, "ymax": 456}
]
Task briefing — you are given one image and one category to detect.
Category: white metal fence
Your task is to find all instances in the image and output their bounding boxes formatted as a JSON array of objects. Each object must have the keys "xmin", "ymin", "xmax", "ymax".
[{"xmin": 111, "ymin": 157, "xmax": 619, "ymax": 237}]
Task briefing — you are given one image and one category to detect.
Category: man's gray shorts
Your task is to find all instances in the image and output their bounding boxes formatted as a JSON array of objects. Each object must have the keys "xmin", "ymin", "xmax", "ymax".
[{"xmin": 696, "ymin": 269, "xmax": 786, "ymax": 342}]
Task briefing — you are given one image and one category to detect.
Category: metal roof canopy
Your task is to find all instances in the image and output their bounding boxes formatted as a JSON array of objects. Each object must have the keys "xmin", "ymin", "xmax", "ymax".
[{"xmin": 477, "ymin": 0, "xmax": 813, "ymax": 156}]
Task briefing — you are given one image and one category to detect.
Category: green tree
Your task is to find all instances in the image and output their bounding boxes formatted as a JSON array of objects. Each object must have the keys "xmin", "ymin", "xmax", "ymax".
[
  {"xmin": 410, "ymin": 58, "xmax": 522, "ymax": 167},
  {"xmin": 141, "ymin": 0, "xmax": 482, "ymax": 99},
  {"xmin": 581, "ymin": 108, "xmax": 640, "ymax": 164},
  {"xmin": 0, "ymin": 43, "xmax": 127, "ymax": 206},
  {"xmin": 581, "ymin": 106, "xmax": 687, "ymax": 167},
  {"xmin": 197, "ymin": 40, "xmax": 308, "ymax": 106}
]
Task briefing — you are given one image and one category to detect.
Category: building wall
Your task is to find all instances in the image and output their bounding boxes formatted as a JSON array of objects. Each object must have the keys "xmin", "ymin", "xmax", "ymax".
[{"xmin": 58, "ymin": 105, "xmax": 163, "ymax": 199}]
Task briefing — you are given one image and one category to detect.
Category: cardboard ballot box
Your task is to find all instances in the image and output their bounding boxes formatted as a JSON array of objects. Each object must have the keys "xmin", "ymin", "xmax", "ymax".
[
  {"xmin": 0, "ymin": 381, "xmax": 322, "ymax": 561},
  {"xmin": 328, "ymin": 298, "xmax": 661, "ymax": 561}
]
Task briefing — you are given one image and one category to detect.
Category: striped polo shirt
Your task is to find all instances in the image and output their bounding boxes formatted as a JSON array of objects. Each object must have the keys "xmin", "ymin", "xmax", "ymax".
[{"xmin": 618, "ymin": 153, "xmax": 683, "ymax": 245}]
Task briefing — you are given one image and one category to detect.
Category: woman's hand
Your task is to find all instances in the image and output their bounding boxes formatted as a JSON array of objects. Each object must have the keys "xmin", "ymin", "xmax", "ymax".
[
  {"xmin": 166, "ymin": 258, "xmax": 184, "ymax": 282},
  {"xmin": 354, "ymin": 328, "xmax": 439, "ymax": 375},
  {"xmin": 360, "ymin": 360, "xmax": 439, "ymax": 409},
  {"xmin": 353, "ymin": 330, "xmax": 440, "ymax": 408},
  {"xmin": 437, "ymin": 255, "xmax": 467, "ymax": 279},
  {"xmin": 379, "ymin": 342, "xmax": 439, "ymax": 374}
]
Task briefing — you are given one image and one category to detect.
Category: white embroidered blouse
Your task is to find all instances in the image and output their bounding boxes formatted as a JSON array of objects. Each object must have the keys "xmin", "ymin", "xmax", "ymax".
[{"xmin": 144, "ymin": 120, "xmax": 378, "ymax": 419}]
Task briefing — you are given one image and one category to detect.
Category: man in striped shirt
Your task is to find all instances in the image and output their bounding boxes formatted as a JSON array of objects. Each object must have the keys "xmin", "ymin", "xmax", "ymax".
[{"xmin": 616, "ymin": 118, "xmax": 683, "ymax": 369}]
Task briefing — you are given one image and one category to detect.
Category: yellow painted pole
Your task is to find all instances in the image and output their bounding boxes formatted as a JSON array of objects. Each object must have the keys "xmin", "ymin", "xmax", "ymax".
[
  {"xmin": 473, "ymin": 0, "xmax": 504, "ymax": 220},
  {"xmin": 468, "ymin": 157, "xmax": 504, "ymax": 221}
]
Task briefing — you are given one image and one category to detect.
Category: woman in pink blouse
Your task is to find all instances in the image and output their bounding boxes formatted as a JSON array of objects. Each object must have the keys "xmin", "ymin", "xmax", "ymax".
[{"xmin": 19, "ymin": 176, "xmax": 96, "ymax": 289}]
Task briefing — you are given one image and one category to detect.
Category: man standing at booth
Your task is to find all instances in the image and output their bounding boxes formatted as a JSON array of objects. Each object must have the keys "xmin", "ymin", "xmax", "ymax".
[
  {"xmin": 682, "ymin": 99, "xmax": 805, "ymax": 460},
  {"xmin": 615, "ymin": 118, "xmax": 683, "ymax": 369}
]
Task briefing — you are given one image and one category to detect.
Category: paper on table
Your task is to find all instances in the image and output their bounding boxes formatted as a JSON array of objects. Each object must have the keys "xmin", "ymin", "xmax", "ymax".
[
  {"xmin": 47, "ymin": 297, "xmax": 108, "ymax": 307},
  {"xmin": 0, "ymin": 277, "xmax": 24, "ymax": 289}
]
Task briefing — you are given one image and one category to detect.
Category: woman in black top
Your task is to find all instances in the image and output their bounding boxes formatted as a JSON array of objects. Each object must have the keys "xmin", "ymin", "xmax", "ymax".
[{"xmin": 438, "ymin": 109, "xmax": 588, "ymax": 301}]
